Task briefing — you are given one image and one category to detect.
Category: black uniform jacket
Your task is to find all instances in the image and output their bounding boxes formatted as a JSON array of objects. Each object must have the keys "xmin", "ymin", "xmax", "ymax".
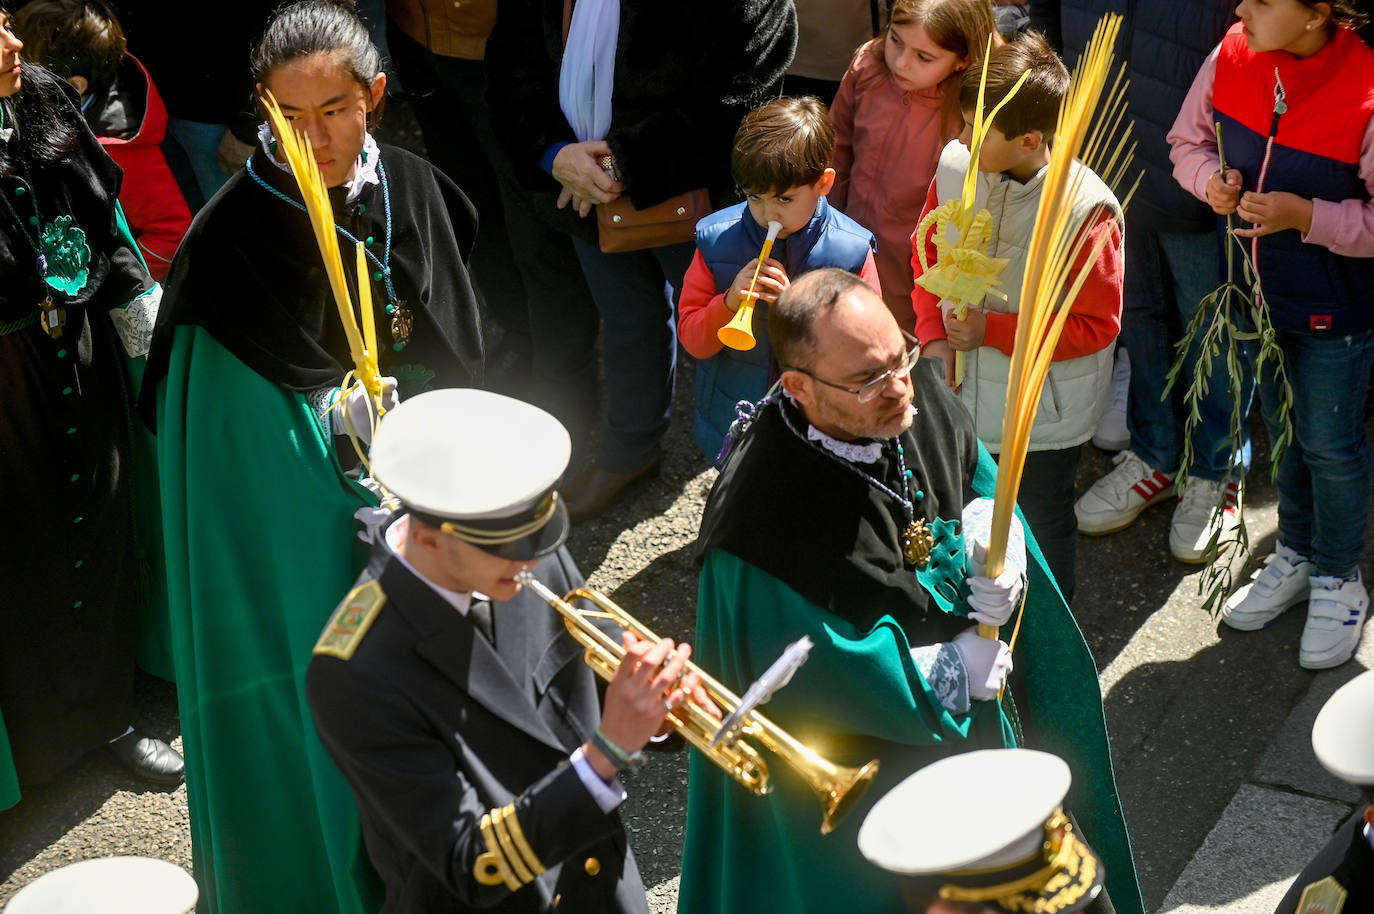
[
  {"xmin": 307, "ymin": 516, "xmax": 649, "ymax": 914},
  {"xmin": 1274, "ymin": 804, "xmax": 1373, "ymax": 914}
]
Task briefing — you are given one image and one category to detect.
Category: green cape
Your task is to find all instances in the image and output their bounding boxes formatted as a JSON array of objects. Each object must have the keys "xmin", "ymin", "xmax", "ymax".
[
  {"xmin": 678, "ymin": 448, "xmax": 1143, "ymax": 914},
  {"xmin": 156, "ymin": 325, "xmax": 383, "ymax": 913}
]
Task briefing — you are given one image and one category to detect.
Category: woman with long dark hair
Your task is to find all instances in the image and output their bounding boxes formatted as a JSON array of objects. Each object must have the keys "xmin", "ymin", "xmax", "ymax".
[
  {"xmin": 0, "ymin": 6, "xmax": 181, "ymax": 810},
  {"xmin": 142, "ymin": 1, "xmax": 484, "ymax": 909}
]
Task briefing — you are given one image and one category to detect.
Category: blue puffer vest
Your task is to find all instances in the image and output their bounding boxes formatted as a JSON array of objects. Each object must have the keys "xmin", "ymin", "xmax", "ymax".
[{"xmin": 693, "ymin": 198, "xmax": 874, "ymax": 465}]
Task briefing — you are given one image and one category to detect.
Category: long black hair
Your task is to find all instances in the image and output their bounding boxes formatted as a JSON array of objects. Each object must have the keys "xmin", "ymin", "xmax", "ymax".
[
  {"xmin": 0, "ymin": 63, "xmax": 81, "ymax": 177},
  {"xmin": 250, "ymin": 0, "xmax": 386, "ymax": 127}
]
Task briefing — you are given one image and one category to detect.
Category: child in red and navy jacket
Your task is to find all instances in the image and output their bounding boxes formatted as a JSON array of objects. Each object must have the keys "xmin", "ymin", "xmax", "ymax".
[
  {"xmin": 15, "ymin": 0, "xmax": 196, "ymax": 280},
  {"xmin": 1170, "ymin": 0, "xmax": 1374, "ymax": 669}
]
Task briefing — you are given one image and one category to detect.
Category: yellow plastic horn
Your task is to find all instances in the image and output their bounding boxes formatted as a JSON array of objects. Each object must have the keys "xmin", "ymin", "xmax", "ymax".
[{"xmin": 718, "ymin": 220, "xmax": 782, "ymax": 351}]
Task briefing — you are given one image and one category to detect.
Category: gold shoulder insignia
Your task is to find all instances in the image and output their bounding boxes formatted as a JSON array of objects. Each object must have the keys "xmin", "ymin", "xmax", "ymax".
[
  {"xmin": 1296, "ymin": 876, "xmax": 1347, "ymax": 914},
  {"xmin": 314, "ymin": 580, "xmax": 386, "ymax": 660}
]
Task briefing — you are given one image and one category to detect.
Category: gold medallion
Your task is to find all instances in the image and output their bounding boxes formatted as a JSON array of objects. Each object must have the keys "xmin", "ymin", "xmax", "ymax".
[
  {"xmin": 39, "ymin": 295, "xmax": 64, "ymax": 339},
  {"xmin": 902, "ymin": 519, "xmax": 934, "ymax": 567},
  {"xmin": 389, "ymin": 299, "xmax": 413, "ymax": 347}
]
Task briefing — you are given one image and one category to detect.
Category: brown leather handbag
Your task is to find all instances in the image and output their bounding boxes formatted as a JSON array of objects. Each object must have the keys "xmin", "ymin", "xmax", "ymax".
[{"xmin": 595, "ymin": 188, "xmax": 712, "ymax": 254}]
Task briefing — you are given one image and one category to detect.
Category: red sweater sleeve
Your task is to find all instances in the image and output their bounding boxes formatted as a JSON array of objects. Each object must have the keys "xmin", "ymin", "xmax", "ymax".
[
  {"xmin": 910, "ymin": 178, "xmax": 945, "ymax": 344},
  {"xmin": 859, "ymin": 248, "xmax": 882, "ymax": 297},
  {"xmin": 677, "ymin": 249, "xmax": 733, "ymax": 359},
  {"xmin": 981, "ymin": 209, "xmax": 1123, "ymax": 360}
]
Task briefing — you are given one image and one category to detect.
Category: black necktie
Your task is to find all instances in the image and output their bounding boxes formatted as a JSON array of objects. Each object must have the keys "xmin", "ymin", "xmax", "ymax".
[{"xmin": 468, "ymin": 598, "xmax": 495, "ymax": 645}]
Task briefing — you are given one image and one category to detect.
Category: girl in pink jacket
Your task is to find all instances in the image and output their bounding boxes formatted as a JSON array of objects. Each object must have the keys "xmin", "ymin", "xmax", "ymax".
[{"xmin": 830, "ymin": 0, "xmax": 998, "ymax": 332}]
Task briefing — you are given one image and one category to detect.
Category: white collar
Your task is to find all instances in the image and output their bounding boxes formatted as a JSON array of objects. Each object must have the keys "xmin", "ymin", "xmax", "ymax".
[
  {"xmin": 806, "ymin": 425, "xmax": 884, "ymax": 464},
  {"xmin": 783, "ymin": 390, "xmax": 910, "ymax": 464},
  {"xmin": 384, "ymin": 515, "xmax": 489, "ymax": 615},
  {"xmin": 256, "ymin": 122, "xmax": 381, "ymax": 203}
]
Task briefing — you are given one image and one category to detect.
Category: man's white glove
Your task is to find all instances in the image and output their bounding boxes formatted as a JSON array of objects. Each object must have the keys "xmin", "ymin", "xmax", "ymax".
[
  {"xmin": 965, "ymin": 538, "xmax": 1024, "ymax": 627},
  {"xmin": 951, "ymin": 627, "xmax": 1012, "ymax": 701},
  {"xmin": 331, "ymin": 377, "xmax": 399, "ymax": 444}
]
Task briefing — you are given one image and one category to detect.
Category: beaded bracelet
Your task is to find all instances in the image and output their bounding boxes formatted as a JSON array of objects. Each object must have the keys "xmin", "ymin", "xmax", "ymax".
[{"xmin": 591, "ymin": 729, "xmax": 643, "ymax": 772}]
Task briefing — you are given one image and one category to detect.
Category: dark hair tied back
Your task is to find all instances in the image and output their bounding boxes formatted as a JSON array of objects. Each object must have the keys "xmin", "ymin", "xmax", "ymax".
[
  {"xmin": 251, "ymin": 0, "xmax": 384, "ymax": 124},
  {"xmin": 0, "ymin": 64, "xmax": 82, "ymax": 177}
]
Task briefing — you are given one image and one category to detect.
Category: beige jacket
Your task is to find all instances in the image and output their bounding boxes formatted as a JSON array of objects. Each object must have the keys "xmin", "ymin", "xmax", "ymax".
[{"xmin": 388, "ymin": 0, "xmax": 497, "ymax": 60}]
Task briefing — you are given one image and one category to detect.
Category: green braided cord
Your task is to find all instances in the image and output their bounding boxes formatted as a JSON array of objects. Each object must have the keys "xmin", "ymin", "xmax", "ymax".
[{"xmin": 0, "ymin": 311, "xmax": 39, "ymax": 335}]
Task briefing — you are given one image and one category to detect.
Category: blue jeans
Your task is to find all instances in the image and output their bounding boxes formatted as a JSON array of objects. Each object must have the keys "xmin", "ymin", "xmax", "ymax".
[
  {"xmin": 571, "ymin": 238, "xmax": 694, "ymax": 472},
  {"xmin": 165, "ymin": 117, "xmax": 232, "ymax": 204},
  {"xmin": 1260, "ymin": 328, "xmax": 1374, "ymax": 578},
  {"xmin": 1122, "ymin": 227, "xmax": 1254, "ymax": 480}
]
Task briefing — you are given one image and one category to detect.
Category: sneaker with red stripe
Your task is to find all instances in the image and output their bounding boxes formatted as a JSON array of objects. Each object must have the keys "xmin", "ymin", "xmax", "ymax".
[
  {"xmin": 1169, "ymin": 477, "xmax": 1243, "ymax": 564},
  {"xmin": 1075, "ymin": 449, "xmax": 1176, "ymax": 535}
]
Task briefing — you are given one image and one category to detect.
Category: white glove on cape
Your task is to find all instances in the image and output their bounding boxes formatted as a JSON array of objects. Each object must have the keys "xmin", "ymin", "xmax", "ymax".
[
  {"xmin": 962, "ymin": 497, "xmax": 1026, "ymax": 627},
  {"xmin": 952, "ymin": 627, "xmax": 1013, "ymax": 702},
  {"xmin": 332, "ymin": 377, "xmax": 399, "ymax": 444}
]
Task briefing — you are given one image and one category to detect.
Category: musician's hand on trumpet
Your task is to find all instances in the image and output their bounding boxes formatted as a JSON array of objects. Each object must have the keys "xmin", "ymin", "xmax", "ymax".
[
  {"xmin": 726, "ymin": 258, "xmax": 789, "ymax": 312},
  {"xmin": 585, "ymin": 635, "xmax": 720, "ymax": 780}
]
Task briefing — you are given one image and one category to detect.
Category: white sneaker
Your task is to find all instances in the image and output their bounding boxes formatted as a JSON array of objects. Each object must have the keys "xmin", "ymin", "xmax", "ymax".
[
  {"xmin": 1300, "ymin": 572, "xmax": 1368, "ymax": 669},
  {"xmin": 1092, "ymin": 348, "xmax": 1130, "ymax": 452},
  {"xmin": 1075, "ymin": 449, "xmax": 1175, "ymax": 535},
  {"xmin": 1220, "ymin": 542, "xmax": 1314, "ymax": 631},
  {"xmin": 1169, "ymin": 478, "xmax": 1242, "ymax": 563}
]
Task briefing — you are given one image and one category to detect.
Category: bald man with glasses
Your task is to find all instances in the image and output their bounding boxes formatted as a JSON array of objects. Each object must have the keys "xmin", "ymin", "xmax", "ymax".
[{"xmin": 676, "ymin": 269, "xmax": 1144, "ymax": 914}]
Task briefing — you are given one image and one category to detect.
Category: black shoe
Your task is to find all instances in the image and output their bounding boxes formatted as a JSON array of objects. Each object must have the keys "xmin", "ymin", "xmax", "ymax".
[{"xmin": 108, "ymin": 730, "xmax": 185, "ymax": 785}]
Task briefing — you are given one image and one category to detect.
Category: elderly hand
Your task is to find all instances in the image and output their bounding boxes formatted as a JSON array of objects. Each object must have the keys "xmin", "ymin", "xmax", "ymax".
[
  {"xmin": 552, "ymin": 140, "xmax": 624, "ymax": 217},
  {"xmin": 965, "ymin": 539, "xmax": 1023, "ymax": 627},
  {"xmin": 1206, "ymin": 168, "xmax": 1242, "ymax": 215},
  {"xmin": 1234, "ymin": 191, "xmax": 1314, "ymax": 238},
  {"xmin": 951, "ymin": 627, "xmax": 1012, "ymax": 702}
]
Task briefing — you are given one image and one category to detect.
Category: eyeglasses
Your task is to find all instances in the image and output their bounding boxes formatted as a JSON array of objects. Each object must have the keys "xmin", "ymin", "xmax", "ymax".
[{"xmin": 788, "ymin": 332, "xmax": 922, "ymax": 404}]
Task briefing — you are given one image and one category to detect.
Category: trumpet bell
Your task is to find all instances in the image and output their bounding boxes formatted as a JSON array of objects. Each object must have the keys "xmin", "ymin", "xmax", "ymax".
[
  {"xmin": 820, "ymin": 759, "xmax": 880, "ymax": 835},
  {"xmin": 717, "ymin": 302, "xmax": 757, "ymax": 351}
]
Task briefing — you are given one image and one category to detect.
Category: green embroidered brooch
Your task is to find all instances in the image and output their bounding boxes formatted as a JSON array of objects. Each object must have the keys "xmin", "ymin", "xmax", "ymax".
[{"xmin": 41, "ymin": 215, "xmax": 90, "ymax": 296}]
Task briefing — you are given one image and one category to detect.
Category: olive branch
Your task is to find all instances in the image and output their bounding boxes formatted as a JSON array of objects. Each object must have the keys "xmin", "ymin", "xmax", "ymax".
[{"xmin": 1162, "ymin": 123, "xmax": 1295, "ymax": 616}]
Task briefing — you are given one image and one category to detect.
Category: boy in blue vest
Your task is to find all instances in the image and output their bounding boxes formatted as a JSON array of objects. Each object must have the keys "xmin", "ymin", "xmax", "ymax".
[{"xmin": 677, "ymin": 95, "xmax": 880, "ymax": 466}]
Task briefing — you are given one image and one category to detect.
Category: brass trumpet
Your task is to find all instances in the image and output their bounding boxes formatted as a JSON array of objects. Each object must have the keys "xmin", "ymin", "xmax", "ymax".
[{"xmin": 515, "ymin": 571, "xmax": 879, "ymax": 834}]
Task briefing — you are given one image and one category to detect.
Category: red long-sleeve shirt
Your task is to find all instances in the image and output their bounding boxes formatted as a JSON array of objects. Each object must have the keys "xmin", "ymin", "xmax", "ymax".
[
  {"xmin": 909, "ymin": 177, "xmax": 1122, "ymax": 360},
  {"xmin": 677, "ymin": 247, "xmax": 882, "ymax": 359}
]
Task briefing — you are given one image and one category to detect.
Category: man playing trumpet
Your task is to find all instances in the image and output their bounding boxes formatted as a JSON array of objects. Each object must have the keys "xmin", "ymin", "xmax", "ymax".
[{"xmin": 307, "ymin": 388, "xmax": 711, "ymax": 914}]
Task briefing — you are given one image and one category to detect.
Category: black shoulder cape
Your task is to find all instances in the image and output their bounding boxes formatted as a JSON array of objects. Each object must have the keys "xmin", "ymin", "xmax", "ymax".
[
  {"xmin": 695, "ymin": 361, "xmax": 980, "ymax": 636},
  {"xmin": 0, "ymin": 65, "xmax": 151, "ymax": 323},
  {"xmin": 140, "ymin": 144, "xmax": 484, "ymax": 426}
]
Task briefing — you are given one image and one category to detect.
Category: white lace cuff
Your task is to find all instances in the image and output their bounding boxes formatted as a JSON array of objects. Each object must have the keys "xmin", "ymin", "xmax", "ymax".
[
  {"xmin": 308, "ymin": 386, "xmax": 340, "ymax": 440},
  {"xmin": 910, "ymin": 642, "xmax": 970, "ymax": 715},
  {"xmin": 108, "ymin": 285, "xmax": 161, "ymax": 359}
]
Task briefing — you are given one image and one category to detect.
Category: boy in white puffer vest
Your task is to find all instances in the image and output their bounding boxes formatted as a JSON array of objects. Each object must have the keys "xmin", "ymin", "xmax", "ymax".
[{"xmin": 912, "ymin": 31, "xmax": 1124, "ymax": 603}]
